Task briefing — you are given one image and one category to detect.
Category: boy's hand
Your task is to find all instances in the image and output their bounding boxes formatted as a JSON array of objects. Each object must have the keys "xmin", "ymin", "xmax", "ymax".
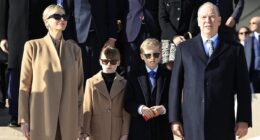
[
  {"xmin": 150, "ymin": 105, "xmax": 165, "ymax": 117},
  {"xmin": 142, "ymin": 106, "xmax": 154, "ymax": 120}
]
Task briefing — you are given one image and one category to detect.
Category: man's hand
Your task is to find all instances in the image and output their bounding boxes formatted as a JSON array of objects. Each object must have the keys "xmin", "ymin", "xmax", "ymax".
[
  {"xmin": 172, "ymin": 36, "xmax": 186, "ymax": 46},
  {"xmin": 79, "ymin": 133, "xmax": 88, "ymax": 140},
  {"xmin": 225, "ymin": 16, "xmax": 236, "ymax": 28},
  {"xmin": 235, "ymin": 122, "xmax": 249, "ymax": 139},
  {"xmin": 171, "ymin": 122, "xmax": 184, "ymax": 139},
  {"xmin": 120, "ymin": 135, "xmax": 128, "ymax": 140},
  {"xmin": 142, "ymin": 106, "xmax": 155, "ymax": 120},
  {"xmin": 0, "ymin": 39, "xmax": 8, "ymax": 53},
  {"xmin": 103, "ymin": 38, "xmax": 116, "ymax": 48},
  {"xmin": 21, "ymin": 123, "xmax": 30, "ymax": 140},
  {"xmin": 150, "ymin": 105, "xmax": 165, "ymax": 117}
]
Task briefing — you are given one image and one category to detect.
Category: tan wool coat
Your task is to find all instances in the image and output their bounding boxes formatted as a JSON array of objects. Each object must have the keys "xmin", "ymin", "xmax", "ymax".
[
  {"xmin": 18, "ymin": 34, "xmax": 84, "ymax": 140},
  {"xmin": 82, "ymin": 71, "xmax": 130, "ymax": 140}
]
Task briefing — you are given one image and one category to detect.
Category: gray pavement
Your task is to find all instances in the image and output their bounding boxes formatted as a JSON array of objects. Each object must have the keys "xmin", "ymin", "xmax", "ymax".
[{"xmin": 0, "ymin": 95, "xmax": 259, "ymax": 140}]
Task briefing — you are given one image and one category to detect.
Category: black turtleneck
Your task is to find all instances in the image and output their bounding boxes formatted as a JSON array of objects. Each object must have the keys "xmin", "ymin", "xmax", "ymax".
[{"xmin": 102, "ymin": 72, "xmax": 116, "ymax": 93}]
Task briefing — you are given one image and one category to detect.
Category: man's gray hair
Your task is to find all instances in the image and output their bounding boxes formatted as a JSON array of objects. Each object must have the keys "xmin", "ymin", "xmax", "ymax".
[{"xmin": 197, "ymin": 2, "xmax": 220, "ymax": 17}]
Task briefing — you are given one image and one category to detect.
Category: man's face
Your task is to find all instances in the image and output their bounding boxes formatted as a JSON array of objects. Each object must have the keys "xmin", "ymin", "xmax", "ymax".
[
  {"xmin": 197, "ymin": 5, "xmax": 221, "ymax": 38},
  {"xmin": 140, "ymin": 46, "xmax": 161, "ymax": 70},
  {"xmin": 249, "ymin": 17, "xmax": 260, "ymax": 33}
]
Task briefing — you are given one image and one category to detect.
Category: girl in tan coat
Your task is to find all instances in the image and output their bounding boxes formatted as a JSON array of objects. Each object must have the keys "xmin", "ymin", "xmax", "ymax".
[
  {"xmin": 80, "ymin": 47, "xmax": 130, "ymax": 140},
  {"xmin": 18, "ymin": 5, "xmax": 84, "ymax": 140}
]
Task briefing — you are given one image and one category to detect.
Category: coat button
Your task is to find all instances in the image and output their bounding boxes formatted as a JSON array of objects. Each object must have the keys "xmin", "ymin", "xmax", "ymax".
[
  {"xmin": 177, "ymin": 17, "xmax": 180, "ymax": 21},
  {"xmin": 177, "ymin": 8, "xmax": 181, "ymax": 11}
]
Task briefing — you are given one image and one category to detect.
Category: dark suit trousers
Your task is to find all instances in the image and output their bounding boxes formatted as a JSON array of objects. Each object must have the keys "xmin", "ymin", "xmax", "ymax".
[
  {"xmin": 79, "ymin": 31, "xmax": 101, "ymax": 80},
  {"xmin": 127, "ymin": 24, "xmax": 150, "ymax": 72},
  {"xmin": 251, "ymin": 70, "xmax": 260, "ymax": 93},
  {"xmin": 7, "ymin": 68, "xmax": 20, "ymax": 116},
  {"xmin": 0, "ymin": 63, "xmax": 8, "ymax": 104}
]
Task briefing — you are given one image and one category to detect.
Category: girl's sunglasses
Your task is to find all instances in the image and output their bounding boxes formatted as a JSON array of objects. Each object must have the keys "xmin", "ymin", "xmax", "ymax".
[{"xmin": 100, "ymin": 59, "xmax": 118, "ymax": 65}]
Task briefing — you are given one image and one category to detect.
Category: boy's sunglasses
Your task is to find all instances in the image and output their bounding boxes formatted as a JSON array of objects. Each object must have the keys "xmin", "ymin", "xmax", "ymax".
[
  {"xmin": 143, "ymin": 53, "xmax": 161, "ymax": 59},
  {"xmin": 48, "ymin": 14, "xmax": 68, "ymax": 21},
  {"xmin": 100, "ymin": 59, "xmax": 118, "ymax": 65}
]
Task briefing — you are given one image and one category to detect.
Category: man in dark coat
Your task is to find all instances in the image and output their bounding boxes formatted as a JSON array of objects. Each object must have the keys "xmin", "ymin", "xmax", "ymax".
[
  {"xmin": 168, "ymin": 2, "xmax": 252, "ymax": 140},
  {"xmin": 244, "ymin": 16, "xmax": 260, "ymax": 93},
  {"xmin": 190, "ymin": 0, "xmax": 244, "ymax": 41},
  {"xmin": 0, "ymin": 0, "xmax": 55, "ymax": 126},
  {"xmin": 124, "ymin": 38, "xmax": 173, "ymax": 140}
]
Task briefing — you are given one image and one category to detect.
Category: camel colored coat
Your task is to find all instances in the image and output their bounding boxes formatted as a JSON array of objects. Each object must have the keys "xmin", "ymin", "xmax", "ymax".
[
  {"xmin": 82, "ymin": 72, "xmax": 130, "ymax": 140},
  {"xmin": 18, "ymin": 34, "xmax": 84, "ymax": 140}
]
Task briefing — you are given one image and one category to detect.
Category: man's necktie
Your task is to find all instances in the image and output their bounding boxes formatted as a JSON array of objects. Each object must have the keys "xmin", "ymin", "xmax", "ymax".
[
  {"xmin": 206, "ymin": 40, "xmax": 214, "ymax": 57},
  {"xmin": 57, "ymin": 0, "xmax": 63, "ymax": 6},
  {"xmin": 149, "ymin": 71, "xmax": 156, "ymax": 91}
]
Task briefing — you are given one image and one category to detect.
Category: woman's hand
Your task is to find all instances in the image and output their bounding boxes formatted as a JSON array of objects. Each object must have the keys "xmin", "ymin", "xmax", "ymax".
[{"xmin": 21, "ymin": 123, "xmax": 30, "ymax": 140}]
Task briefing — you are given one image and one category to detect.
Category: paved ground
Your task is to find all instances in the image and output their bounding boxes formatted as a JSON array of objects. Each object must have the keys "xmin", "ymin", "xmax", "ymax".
[{"xmin": 0, "ymin": 95, "xmax": 259, "ymax": 140}]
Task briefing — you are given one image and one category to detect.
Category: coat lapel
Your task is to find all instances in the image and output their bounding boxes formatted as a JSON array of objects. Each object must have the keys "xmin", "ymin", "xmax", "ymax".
[
  {"xmin": 110, "ymin": 74, "xmax": 125, "ymax": 99},
  {"xmin": 244, "ymin": 36, "xmax": 253, "ymax": 69},
  {"xmin": 138, "ymin": 74, "xmax": 150, "ymax": 105},
  {"xmin": 93, "ymin": 72, "xmax": 110, "ymax": 100},
  {"xmin": 207, "ymin": 38, "xmax": 229, "ymax": 64},
  {"xmin": 193, "ymin": 35, "xmax": 208, "ymax": 65},
  {"xmin": 155, "ymin": 72, "xmax": 165, "ymax": 105},
  {"xmin": 43, "ymin": 34, "xmax": 62, "ymax": 71}
]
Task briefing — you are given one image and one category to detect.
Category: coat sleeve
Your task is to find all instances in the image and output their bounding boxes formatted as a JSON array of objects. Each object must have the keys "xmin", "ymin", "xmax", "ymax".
[
  {"xmin": 235, "ymin": 44, "xmax": 252, "ymax": 126},
  {"xmin": 121, "ymin": 106, "xmax": 130, "ymax": 136},
  {"xmin": 82, "ymin": 79, "xmax": 93, "ymax": 135},
  {"xmin": 158, "ymin": 0, "xmax": 176, "ymax": 40},
  {"xmin": 231, "ymin": 0, "xmax": 244, "ymax": 23},
  {"xmin": 18, "ymin": 41, "xmax": 33, "ymax": 124},
  {"xmin": 168, "ymin": 45, "xmax": 184, "ymax": 123},
  {"xmin": 0, "ymin": 0, "xmax": 7, "ymax": 39},
  {"xmin": 77, "ymin": 46, "xmax": 84, "ymax": 127},
  {"xmin": 124, "ymin": 75, "xmax": 143, "ymax": 117}
]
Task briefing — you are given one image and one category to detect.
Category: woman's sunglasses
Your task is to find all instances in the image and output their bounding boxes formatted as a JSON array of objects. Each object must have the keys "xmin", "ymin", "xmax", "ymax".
[
  {"xmin": 143, "ymin": 53, "xmax": 161, "ymax": 59},
  {"xmin": 100, "ymin": 59, "xmax": 118, "ymax": 65},
  {"xmin": 48, "ymin": 14, "xmax": 68, "ymax": 21},
  {"xmin": 239, "ymin": 31, "xmax": 250, "ymax": 35}
]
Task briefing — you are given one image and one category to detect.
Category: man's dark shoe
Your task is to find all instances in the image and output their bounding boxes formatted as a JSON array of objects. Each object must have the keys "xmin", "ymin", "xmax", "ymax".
[
  {"xmin": 0, "ymin": 102, "xmax": 5, "ymax": 109},
  {"xmin": 8, "ymin": 116, "xmax": 20, "ymax": 127}
]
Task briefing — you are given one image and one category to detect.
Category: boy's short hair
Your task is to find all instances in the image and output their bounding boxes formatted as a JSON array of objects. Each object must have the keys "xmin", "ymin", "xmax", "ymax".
[
  {"xmin": 140, "ymin": 38, "xmax": 161, "ymax": 54},
  {"xmin": 100, "ymin": 46, "xmax": 121, "ymax": 60}
]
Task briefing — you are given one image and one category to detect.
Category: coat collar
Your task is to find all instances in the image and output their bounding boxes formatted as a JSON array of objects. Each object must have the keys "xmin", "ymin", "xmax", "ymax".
[
  {"xmin": 43, "ymin": 33, "xmax": 66, "ymax": 71},
  {"xmin": 92, "ymin": 71, "xmax": 125, "ymax": 100},
  {"xmin": 137, "ymin": 66, "xmax": 165, "ymax": 105},
  {"xmin": 192, "ymin": 35, "xmax": 230, "ymax": 65}
]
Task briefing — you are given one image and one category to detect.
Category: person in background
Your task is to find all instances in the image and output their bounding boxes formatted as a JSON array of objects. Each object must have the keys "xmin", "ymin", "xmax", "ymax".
[
  {"xmin": 80, "ymin": 46, "xmax": 129, "ymax": 140},
  {"xmin": 0, "ymin": 0, "xmax": 55, "ymax": 127},
  {"xmin": 62, "ymin": 0, "xmax": 118, "ymax": 80},
  {"xmin": 244, "ymin": 16, "xmax": 260, "ymax": 93},
  {"xmin": 169, "ymin": 2, "xmax": 252, "ymax": 140},
  {"xmin": 159, "ymin": 0, "xmax": 196, "ymax": 70},
  {"xmin": 19, "ymin": 4, "xmax": 84, "ymax": 140},
  {"xmin": 124, "ymin": 0, "xmax": 161, "ymax": 73},
  {"xmin": 238, "ymin": 26, "xmax": 250, "ymax": 46},
  {"xmin": 124, "ymin": 38, "xmax": 173, "ymax": 140}
]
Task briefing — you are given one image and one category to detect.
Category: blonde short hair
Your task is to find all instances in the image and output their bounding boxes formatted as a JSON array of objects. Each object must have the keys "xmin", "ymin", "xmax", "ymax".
[
  {"xmin": 140, "ymin": 38, "xmax": 161, "ymax": 54},
  {"xmin": 42, "ymin": 4, "xmax": 65, "ymax": 22}
]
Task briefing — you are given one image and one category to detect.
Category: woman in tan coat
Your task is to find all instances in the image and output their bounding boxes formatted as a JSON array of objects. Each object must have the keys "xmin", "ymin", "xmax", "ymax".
[
  {"xmin": 18, "ymin": 5, "xmax": 84, "ymax": 140},
  {"xmin": 80, "ymin": 47, "xmax": 130, "ymax": 140}
]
